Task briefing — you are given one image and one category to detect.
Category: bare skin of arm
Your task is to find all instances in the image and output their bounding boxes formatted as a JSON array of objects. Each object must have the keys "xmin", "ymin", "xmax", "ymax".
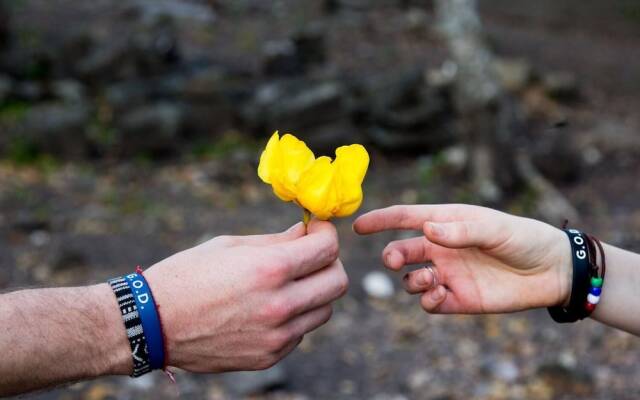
[
  {"xmin": 354, "ymin": 204, "xmax": 640, "ymax": 336},
  {"xmin": 0, "ymin": 285, "xmax": 131, "ymax": 397},
  {"xmin": 0, "ymin": 220, "xmax": 348, "ymax": 397}
]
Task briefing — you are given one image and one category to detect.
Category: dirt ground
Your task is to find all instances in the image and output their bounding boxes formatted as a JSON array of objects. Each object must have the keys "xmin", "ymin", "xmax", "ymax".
[{"xmin": 2, "ymin": 1, "xmax": 640, "ymax": 399}]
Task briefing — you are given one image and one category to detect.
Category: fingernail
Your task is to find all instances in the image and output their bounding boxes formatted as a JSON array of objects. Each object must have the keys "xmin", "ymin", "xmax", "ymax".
[
  {"xmin": 429, "ymin": 223, "xmax": 445, "ymax": 238},
  {"xmin": 385, "ymin": 250, "xmax": 402, "ymax": 268},
  {"xmin": 431, "ymin": 286, "xmax": 444, "ymax": 301},
  {"xmin": 384, "ymin": 252, "xmax": 394, "ymax": 267},
  {"xmin": 287, "ymin": 222, "xmax": 302, "ymax": 232},
  {"xmin": 416, "ymin": 270, "xmax": 430, "ymax": 287}
]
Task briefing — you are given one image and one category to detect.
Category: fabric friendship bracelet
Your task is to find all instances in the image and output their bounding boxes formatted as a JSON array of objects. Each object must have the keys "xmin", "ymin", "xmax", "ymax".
[
  {"xmin": 108, "ymin": 269, "xmax": 165, "ymax": 377},
  {"xmin": 548, "ymin": 228, "xmax": 606, "ymax": 323}
]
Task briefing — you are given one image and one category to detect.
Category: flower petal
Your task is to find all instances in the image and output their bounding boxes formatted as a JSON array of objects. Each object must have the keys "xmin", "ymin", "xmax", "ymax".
[
  {"xmin": 296, "ymin": 156, "xmax": 337, "ymax": 220},
  {"xmin": 257, "ymin": 131, "xmax": 280, "ymax": 184},
  {"xmin": 333, "ymin": 144, "xmax": 369, "ymax": 217},
  {"xmin": 258, "ymin": 132, "xmax": 315, "ymax": 202}
]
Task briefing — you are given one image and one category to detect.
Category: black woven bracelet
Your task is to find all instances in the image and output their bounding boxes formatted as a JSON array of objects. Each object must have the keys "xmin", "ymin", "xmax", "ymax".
[
  {"xmin": 108, "ymin": 276, "xmax": 152, "ymax": 377},
  {"xmin": 547, "ymin": 229, "xmax": 592, "ymax": 323}
]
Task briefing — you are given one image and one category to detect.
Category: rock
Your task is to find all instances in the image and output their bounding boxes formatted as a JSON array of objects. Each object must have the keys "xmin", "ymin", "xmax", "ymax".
[
  {"xmin": 361, "ymin": 70, "xmax": 454, "ymax": 152},
  {"xmin": 425, "ymin": 61, "xmax": 457, "ymax": 88},
  {"xmin": 442, "ymin": 146, "xmax": 467, "ymax": 170},
  {"xmin": 582, "ymin": 145, "xmax": 603, "ymax": 166},
  {"xmin": 241, "ymin": 79, "xmax": 355, "ymax": 151},
  {"xmin": 223, "ymin": 365, "xmax": 288, "ymax": 396},
  {"xmin": 543, "ymin": 71, "xmax": 579, "ymax": 101},
  {"xmin": 293, "ymin": 25, "xmax": 327, "ymax": 69},
  {"xmin": 536, "ymin": 361, "xmax": 593, "ymax": 395},
  {"xmin": 126, "ymin": 0, "xmax": 217, "ymax": 24},
  {"xmin": 405, "ymin": 8, "xmax": 431, "ymax": 34},
  {"xmin": 262, "ymin": 39, "xmax": 302, "ymax": 77},
  {"xmin": 362, "ymin": 271, "xmax": 395, "ymax": 299},
  {"xmin": 372, "ymin": 395, "xmax": 409, "ymax": 400},
  {"xmin": 49, "ymin": 244, "xmax": 89, "ymax": 285},
  {"xmin": 13, "ymin": 81, "xmax": 44, "ymax": 101},
  {"xmin": 29, "ymin": 230, "xmax": 51, "ymax": 247},
  {"xmin": 19, "ymin": 102, "xmax": 91, "ymax": 158},
  {"xmin": 105, "ymin": 80, "xmax": 154, "ymax": 112},
  {"xmin": 531, "ymin": 123, "xmax": 582, "ymax": 183},
  {"xmin": 263, "ymin": 25, "xmax": 326, "ymax": 77},
  {"xmin": 407, "ymin": 369, "xmax": 432, "ymax": 391},
  {"xmin": 51, "ymin": 80, "xmax": 86, "ymax": 103},
  {"xmin": 180, "ymin": 66, "xmax": 251, "ymax": 137},
  {"xmin": 0, "ymin": 74, "xmax": 11, "ymax": 103},
  {"xmin": 323, "ymin": 0, "xmax": 388, "ymax": 13},
  {"xmin": 12, "ymin": 211, "xmax": 51, "ymax": 233},
  {"xmin": 76, "ymin": 14, "xmax": 180, "ymax": 82},
  {"xmin": 116, "ymin": 102, "xmax": 184, "ymax": 156},
  {"xmin": 490, "ymin": 359, "xmax": 519, "ymax": 383},
  {"xmin": 493, "ymin": 58, "xmax": 532, "ymax": 92},
  {"xmin": 0, "ymin": 3, "xmax": 8, "ymax": 50}
]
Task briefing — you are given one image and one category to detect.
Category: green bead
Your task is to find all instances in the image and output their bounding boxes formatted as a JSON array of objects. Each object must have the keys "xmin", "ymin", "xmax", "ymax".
[{"xmin": 591, "ymin": 277, "xmax": 603, "ymax": 288}]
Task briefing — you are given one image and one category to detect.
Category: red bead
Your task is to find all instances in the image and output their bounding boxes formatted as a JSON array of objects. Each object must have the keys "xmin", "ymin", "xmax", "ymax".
[{"xmin": 585, "ymin": 301, "xmax": 596, "ymax": 313}]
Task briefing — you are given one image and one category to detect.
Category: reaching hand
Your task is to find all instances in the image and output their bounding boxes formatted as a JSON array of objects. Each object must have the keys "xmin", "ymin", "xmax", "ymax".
[
  {"xmin": 144, "ymin": 220, "xmax": 347, "ymax": 372},
  {"xmin": 354, "ymin": 204, "xmax": 572, "ymax": 314}
]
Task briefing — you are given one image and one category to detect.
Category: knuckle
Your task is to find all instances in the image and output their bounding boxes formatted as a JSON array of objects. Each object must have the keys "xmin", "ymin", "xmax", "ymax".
[
  {"xmin": 260, "ymin": 296, "xmax": 295, "ymax": 324},
  {"xmin": 213, "ymin": 235, "xmax": 236, "ymax": 247},
  {"xmin": 265, "ymin": 329, "xmax": 294, "ymax": 353},
  {"xmin": 391, "ymin": 205, "xmax": 406, "ymax": 222},
  {"xmin": 256, "ymin": 355, "xmax": 279, "ymax": 370},
  {"xmin": 321, "ymin": 305, "xmax": 334, "ymax": 324},
  {"xmin": 270, "ymin": 246, "xmax": 293, "ymax": 271},
  {"xmin": 259, "ymin": 257, "xmax": 290, "ymax": 286},
  {"xmin": 326, "ymin": 238, "xmax": 340, "ymax": 261},
  {"xmin": 420, "ymin": 296, "xmax": 440, "ymax": 314},
  {"xmin": 336, "ymin": 268, "xmax": 349, "ymax": 298}
]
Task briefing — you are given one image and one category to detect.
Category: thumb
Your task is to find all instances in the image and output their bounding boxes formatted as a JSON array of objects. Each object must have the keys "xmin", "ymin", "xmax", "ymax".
[
  {"xmin": 221, "ymin": 222, "xmax": 306, "ymax": 247},
  {"xmin": 423, "ymin": 220, "xmax": 499, "ymax": 249}
]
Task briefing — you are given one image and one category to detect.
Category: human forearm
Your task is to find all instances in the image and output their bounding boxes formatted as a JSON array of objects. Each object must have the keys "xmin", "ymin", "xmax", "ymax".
[
  {"xmin": 589, "ymin": 244, "xmax": 640, "ymax": 335},
  {"xmin": 0, "ymin": 284, "xmax": 131, "ymax": 397}
]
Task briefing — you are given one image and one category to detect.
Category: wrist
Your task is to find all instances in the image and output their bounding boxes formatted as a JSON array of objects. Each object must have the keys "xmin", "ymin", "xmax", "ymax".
[
  {"xmin": 551, "ymin": 228, "xmax": 573, "ymax": 308},
  {"xmin": 90, "ymin": 283, "xmax": 132, "ymax": 376}
]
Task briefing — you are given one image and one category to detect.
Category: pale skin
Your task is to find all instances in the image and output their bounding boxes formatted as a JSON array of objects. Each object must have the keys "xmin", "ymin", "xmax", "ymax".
[
  {"xmin": 353, "ymin": 204, "xmax": 640, "ymax": 336},
  {"xmin": 0, "ymin": 220, "xmax": 348, "ymax": 397}
]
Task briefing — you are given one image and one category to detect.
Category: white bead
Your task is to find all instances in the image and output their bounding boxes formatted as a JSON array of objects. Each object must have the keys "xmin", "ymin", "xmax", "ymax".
[{"xmin": 587, "ymin": 294, "xmax": 600, "ymax": 304}]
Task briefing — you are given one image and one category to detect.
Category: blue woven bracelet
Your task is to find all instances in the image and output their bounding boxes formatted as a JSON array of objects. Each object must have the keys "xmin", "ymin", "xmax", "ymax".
[{"xmin": 123, "ymin": 272, "xmax": 166, "ymax": 371}]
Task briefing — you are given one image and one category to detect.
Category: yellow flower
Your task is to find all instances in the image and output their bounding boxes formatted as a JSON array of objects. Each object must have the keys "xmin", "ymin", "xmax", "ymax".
[
  {"xmin": 258, "ymin": 131, "xmax": 315, "ymax": 201},
  {"xmin": 257, "ymin": 132, "xmax": 369, "ymax": 221}
]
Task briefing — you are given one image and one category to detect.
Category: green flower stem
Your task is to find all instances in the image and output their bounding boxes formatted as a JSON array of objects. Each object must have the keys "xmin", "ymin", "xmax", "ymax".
[{"xmin": 302, "ymin": 208, "xmax": 311, "ymax": 231}]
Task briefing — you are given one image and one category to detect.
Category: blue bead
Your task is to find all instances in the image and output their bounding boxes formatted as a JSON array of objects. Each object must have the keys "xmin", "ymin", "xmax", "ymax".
[{"xmin": 590, "ymin": 287, "xmax": 602, "ymax": 296}]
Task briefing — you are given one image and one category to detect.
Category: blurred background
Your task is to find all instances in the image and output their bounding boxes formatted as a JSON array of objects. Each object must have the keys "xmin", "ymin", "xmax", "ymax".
[{"xmin": 1, "ymin": 0, "xmax": 640, "ymax": 399}]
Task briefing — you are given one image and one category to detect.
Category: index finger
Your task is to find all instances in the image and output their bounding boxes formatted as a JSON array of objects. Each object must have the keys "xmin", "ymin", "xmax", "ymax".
[
  {"xmin": 273, "ymin": 219, "xmax": 339, "ymax": 279},
  {"xmin": 353, "ymin": 204, "xmax": 487, "ymax": 235}
]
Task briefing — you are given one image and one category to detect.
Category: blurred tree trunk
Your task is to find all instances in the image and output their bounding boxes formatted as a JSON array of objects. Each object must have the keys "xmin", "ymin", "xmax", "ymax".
[
  {"xmin": 434, "ymin": 0, "xmax": 578, "ymax": 222},
  {"xmin": 435, "ymin": 0, "xmax": 504, "ymax": 202}
]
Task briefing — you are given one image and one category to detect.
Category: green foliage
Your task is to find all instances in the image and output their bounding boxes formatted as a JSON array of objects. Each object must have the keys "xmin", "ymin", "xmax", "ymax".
[
  {"xmin": 5, "ymin": 137, "xmax": 38, "ymax": 164},
  {"xmin": 87, "ymin": 118, "xmax": 118, "ymax": 148},
  {"xmin": 416, "ymin": 152, "xmax": 449, "ymax": 203},
  {"xmin": 0, "ymin": 100, "xmax": 30, "ymax": 122},
  {"xmin": 189, "ymin": 131, "xmax": 259, "ymax": 160},
  {"xmin": 620, "ymin": 2, "xmax": 640, "ymax": 23},
  {"xmin": 507, "ymin": 185, "xmax": 539, "ymax": 216},
  {"xmin": 4, "ymin": 137, "xmax": 59, "ymax": 171}
]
